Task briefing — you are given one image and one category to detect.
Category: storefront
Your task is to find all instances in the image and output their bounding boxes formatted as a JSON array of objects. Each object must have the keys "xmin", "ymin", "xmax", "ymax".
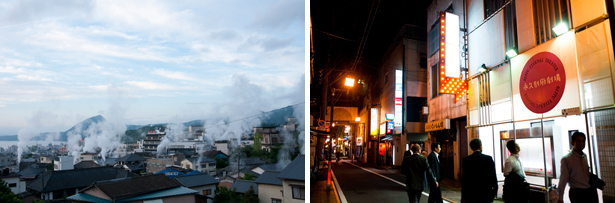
[{"xmin": 467, "ymin": 17, "xmax": 615, "ymax": 201}]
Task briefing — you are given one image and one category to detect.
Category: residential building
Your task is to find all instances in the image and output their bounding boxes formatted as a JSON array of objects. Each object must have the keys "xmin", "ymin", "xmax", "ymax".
[
  {"xmin": 202, "ymin": 150, "xmax": 229, "ymax": 160},
  {"xmin": 73, "ymin": 160, "xmax": 99, "ymax": 170},
  {"xmin": 278, "ymin": 155, "xmax": 305, "ymax": 202},
  {"xmin": 181, "ymin": 157, "xmax": 216, "ymax": 176},
  {"xmin": 39, "ymin": 155, "xmax": 52, "ymax": 164},
  {"xmin": 67, "ymin": 174, "xmax": 205, "ymax": 203},
  {"xmin": 0, "ymin": 169, "xmax": 25, "ymax": 195},
  {"xmin": 143, "ymin": 130, "xmax": 165, "ymax": 153},
  {"xmin": 0, "ymin": 154, "xmax": 13, "ymax": 167},
  {"xmin": 54, "ymin": 156, "xmax": 75, "ymax": 171},
  {"xmin": 255, "ymin": 171, "xmax": 283, "ymax": 203},
  {"xmin": 253, "ymin": 125, "xmax": 282, "ymax": 152},
  {"xmin": 214, "ymin": 140, "xmax": 230, "ymax": 155},
  {"xmin": 229, "ymin": 179, "xmax": 257, "ymax": 195},
  {"xmin": 146, "ymin": 153, "xmax": 184, "ymax": 174},
  {"xmin": 114, "ymin": 153, "xmax": 146, "ymax": 174},
  {"xmin": 27, "ymin": 166, "xmax": 137, "ymax": 201},
  {"xmin": 79, "ymin": 153, "xmax": 98, "ymax": 163},
  {"xmin": 175, "ymin": 173, "xmax": 219, "ymax": 203}
]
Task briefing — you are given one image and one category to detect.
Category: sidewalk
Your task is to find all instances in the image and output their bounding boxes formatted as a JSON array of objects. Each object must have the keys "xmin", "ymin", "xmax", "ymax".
[
  {"xmin": 341, "ymin": 158, "xmax": 504, "ymax": 203},
  {"xmin": 310, "ymin": 160, "xmax": 341, "ymax": 203}
]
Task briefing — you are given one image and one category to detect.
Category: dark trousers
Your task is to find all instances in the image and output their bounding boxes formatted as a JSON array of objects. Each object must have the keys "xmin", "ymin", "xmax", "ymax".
[
  {"xmin": 428, "ymin": 186, "xmax": 443, "ymax": 203},
  {"xmin": 406, "ymin": 189, "xmax": 422, "ymax": 203},
  {"xmin": 569, "ymin": 188, "xmax": 598, "ymax": 203}
]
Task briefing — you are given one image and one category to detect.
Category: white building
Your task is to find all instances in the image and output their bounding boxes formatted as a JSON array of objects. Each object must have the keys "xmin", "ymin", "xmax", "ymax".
[
  {"xmin": 0, "ymin": 172, "xmax": 25, "ymax": 195},
  {"xmin": 54, "ymin": 156, "xmax": 74, "ymax": 171},
  {"xmin": 256, "ymin": 171, "xmax": 283, "ymax": 203},
  {"xmin": 278, "ymin": 155, "xmax": 305, "ymax": 203}
]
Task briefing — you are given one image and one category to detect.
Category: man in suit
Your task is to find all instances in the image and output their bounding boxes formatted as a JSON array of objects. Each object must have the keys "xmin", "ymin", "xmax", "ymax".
[
  {"xmin": 461, "ymin": 139, "xmax": 498, "ymax": 203},
  {"xmin": 428, "ymin": 142, "xmax": 443, "ymax": 203},
  {"xmin": 402, "ymin": 144, "xmax": 438, "ymax": 203}
]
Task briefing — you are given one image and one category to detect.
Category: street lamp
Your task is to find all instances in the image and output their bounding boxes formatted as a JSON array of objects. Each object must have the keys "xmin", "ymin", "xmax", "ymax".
[{"xmin": 345, "ymin": 77, "xmax": 355, "ymax": 87}]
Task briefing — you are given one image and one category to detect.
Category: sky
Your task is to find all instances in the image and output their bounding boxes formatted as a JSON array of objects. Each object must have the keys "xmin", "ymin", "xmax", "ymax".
[{"xmin": 0, "ymin": 0, "xmax": 306, "ymax": 135}]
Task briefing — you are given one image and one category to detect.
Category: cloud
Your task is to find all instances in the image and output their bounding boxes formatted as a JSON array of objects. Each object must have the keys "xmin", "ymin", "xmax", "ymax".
[
  {"xmin": 124, "ymin": 81, "xmax": 177, "ymax": 90},
  {"xmin": 0, "ymin": 66, "xmax": 24, "ymax": 73},
  {"xmin": 248, "ymin": 0, "xmax": 304, "ymax": 31},
  {"xmin": 153, "ymin": 69, "xmax": 197, "ymax": 81}
]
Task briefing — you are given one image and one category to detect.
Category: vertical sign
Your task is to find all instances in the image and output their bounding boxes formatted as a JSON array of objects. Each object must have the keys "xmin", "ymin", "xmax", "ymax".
[
  {"xmin": 395, "ymin": 70, "xmax": 403, "ymax": 127},
  {"xmin": 370, "ymin": 108, "xmax": 378, "ymax": 135},
  {"xmin": 439, "ymin": 11, "xmax": 467, "ymax": 103}
]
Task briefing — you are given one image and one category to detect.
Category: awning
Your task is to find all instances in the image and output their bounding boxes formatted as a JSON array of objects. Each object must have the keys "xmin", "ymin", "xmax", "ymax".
[{"xmin": 380, "ymin": 135, "xmax": 393, "ymax": 141}]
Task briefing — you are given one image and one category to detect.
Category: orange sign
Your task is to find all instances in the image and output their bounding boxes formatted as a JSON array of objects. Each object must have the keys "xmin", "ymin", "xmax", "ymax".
[{"xmin": 379, "ymin": 143, "xmax": 386, "ymax": 155}]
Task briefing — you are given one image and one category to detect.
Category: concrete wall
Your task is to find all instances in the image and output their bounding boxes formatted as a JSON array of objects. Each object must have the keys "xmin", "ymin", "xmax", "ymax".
[
  {"xmin": 190, "ymin": 185, "xmax": 216, "ymax": 203},
  {"xmin": 258, "ymin": 184, "xmax": 283, "ymax": 203},
  {"xmin": 2, "ymin": 177, "xmax": 25, "ymax": 195}
]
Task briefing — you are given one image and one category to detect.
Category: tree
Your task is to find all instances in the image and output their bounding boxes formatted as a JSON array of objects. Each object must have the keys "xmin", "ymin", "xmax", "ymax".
[
  {"xmin": 46, "ymin": 160, "xmax": 54, "ymax": 171},
  {"xmin": 214, "ymin": 158, "xmax": 229, "ymax": 169},
  {"xmin": 253, "ymin": 132, "xmax": 262, "ymax": 150},
  {"xmin": 0, "ymin": 179, "xmax": 22, "ymax": 203},
  {"xmin": 240, "ymin": 173, "xmax": 257, "ymax": 181},
  {"xmin": 242, "ymin": 186, "xmax": 259, "ymax": 203},
  {"xmin": 213, "ymin": 185, "xmax": 241, "ymax": 203}
]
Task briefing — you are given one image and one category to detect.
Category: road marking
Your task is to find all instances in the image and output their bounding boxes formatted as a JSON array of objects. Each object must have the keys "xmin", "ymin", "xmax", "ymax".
[
  {"xmin": 331, "ymin": 170, "xmax": 348, "ymax": 203},
  {"xmin": 345, "ymin": 161, "xmax": 453, "ymax": 203}
]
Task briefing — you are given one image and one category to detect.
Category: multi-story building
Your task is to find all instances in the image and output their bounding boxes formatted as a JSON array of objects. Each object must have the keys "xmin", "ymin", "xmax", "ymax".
[
  {"xmin": 143, "ymin": 130, "xmax": 165, "ymax": 153},
  {"xmin": 425, "ymin": 0, "xmax": 615, "ymax": 201},
  {"xmin": 146, "ymin": 153, "xmax": 184, "ymax": 174}
]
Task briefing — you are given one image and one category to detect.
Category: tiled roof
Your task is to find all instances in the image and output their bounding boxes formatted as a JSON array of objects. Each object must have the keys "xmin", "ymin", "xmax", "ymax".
[
  {"xmin": 116, "ymin": 154, "xmax": 146, "ymax": 162},
  {"xmin": 255, "ymin": 171, "xmax": 282, "ymax": 186},
  {"xmin": 174, "ymin": 173, "xmax": 219, "ymax": 188},
  {"xmin": 67, "ymin": 193, "xmax": 112, "ymax": 203},
  {"xmin": 230, "ymin": 180, "xmax": 257, "ymax": 194},
  {"xmin": 240, "ymin": 168, "xmax": 260, "ymax": 178},
  {"xmin": 118, "ymin": 186, "xmax": 197, "ymax": 202},
  {"xmin": 27, "ymin": 166, "xmax": 137, "ymax": 193},
  {"xmin": 74, "ymin": 161, "xmax": 100, "ymax": 169},
  {"xmin": 277, "ymin": 155, "xmax": 304, "ymax": 181},
  {"xmin": 89, "ymin": 174, "xmax": 183, "ymax": 200}
]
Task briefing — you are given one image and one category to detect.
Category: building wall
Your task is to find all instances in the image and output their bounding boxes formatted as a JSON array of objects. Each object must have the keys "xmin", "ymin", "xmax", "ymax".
[
  {"xmin": 2, "ymin": 177, "xmax": 25, "ymax": 195},
  {"xmin": 258, "ymin": 184, "xmax": 283, "ymax": 203},
  {"xmin": 282, "ymin": 180, "xmax": 305, "ymax": 203},
  {"xmin": 189, "ymin": 185, "xmax": 216, "ymax": 203}
]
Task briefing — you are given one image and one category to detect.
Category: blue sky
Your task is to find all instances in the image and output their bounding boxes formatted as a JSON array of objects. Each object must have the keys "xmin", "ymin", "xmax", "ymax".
[{"xmin": 0, "ymin": 0, "xmax": 306, "ymax": 135}]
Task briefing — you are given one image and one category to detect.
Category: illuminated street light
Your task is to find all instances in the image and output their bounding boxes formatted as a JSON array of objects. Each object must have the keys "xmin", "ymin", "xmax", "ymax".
[
  {"xmin": 552, "ymin": 23, "xmax": 569, "ymax": 36},
  {"xmin": 345, "ymin": 77, "xmax": 355, "ymax": 87},
  {"xmin": 355, "ymin": 117, "xmax": 360, "ymax": 122}
]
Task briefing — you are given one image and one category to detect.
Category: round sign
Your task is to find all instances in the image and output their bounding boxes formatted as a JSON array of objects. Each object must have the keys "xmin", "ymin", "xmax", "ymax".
[
  {"xmin": 318, "ymin": 120, "xmax": 325, "ymax": 127},
  {"xmin": 519, "ymin": 52, "xmax": 566, "ymax": 114}
]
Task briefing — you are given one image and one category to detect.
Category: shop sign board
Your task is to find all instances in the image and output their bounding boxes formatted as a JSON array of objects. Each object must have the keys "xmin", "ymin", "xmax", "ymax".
[
  {"xmin": 425, "ymin": 119, "xmax": 450, "ymax": 132},
  {"xmin": 395, "ymin": 70, "xmax": 403, "ymax": 126},
  {"xmin": 356, "ymin": 137, "xmax": 363, "ymax": 146},
  {"xmin": 387, "ymin": 121, "xmax": 394, "ymax": 134},
  {"xmin": 370, "ymin": 108, "xmax": 378, "ymax": 135},
  {"xmin": 380, "ymin": 123, "xmax": 386, "ymax": 135},
  {"xmin": 519, "ymin": 52, "xmax": 566, "ymax": 114},
  {"xmin": 385, "ymin": 113, "xmax": 394, "ymax": 120}
]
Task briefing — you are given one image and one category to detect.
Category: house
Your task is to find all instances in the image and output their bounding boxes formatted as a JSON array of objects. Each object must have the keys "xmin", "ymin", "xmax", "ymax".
[
  {"xmin": 229, "ymin": 179, "xmax": 257, "ymax": 195},
  {"xmin": 278, "ymin": 155, "xmax": 305, "ymax": 202},
  {"xmin": 156, "ymin": 166, "xmax": 194, "ymax": 178},
  {"xmin": 73, "ymin": 161, "xmax": 99, "ymax": 170},
  {"xmin": 181, "ymin": 157, "xmax": 216, "ymax": 176},
  {"xmin": 0, "ymin": 154, "xmax": 13, "ymax": 167},
  {"xmin": 255, "ymin": 171, "xmax": 283, "ymax": 203},
  {"xmin": 214, "ymin": 141, "xmax": 230, "ymax": 155},
  {"xmin": 175, "ymin": 173, "xmax": 219, "ymax": 203},
  {"xmin": 146, "ymin": 154, "xmax": 184, "ymax": 174},
  {"xmin": 68, "ymin": 174, "xmax": 206, "ymax": 203},
  {"xmin": 39, "ymin": 155, "xmax": 52, "ymax": 164},
  {"xmin": 114, "ymin": 153, "xmax": 146, "ymax": 174},
  {"xmin": 79, "ymin": 153, "xmax": 98, "ymax": 163},
  {"xmin": 203, "ymin": 150, "xmax": 229, "ymax": 160},
  {"xmin": 55, "ymin": 156, "xmax": 75, "ymax": 171},
  {"xmin": 0, "ymin": 169, "xmax": 25, "ymax": 195},
  {"xmin": 26, "ymin": 166, "xmax": 137, "ymax": 201}
]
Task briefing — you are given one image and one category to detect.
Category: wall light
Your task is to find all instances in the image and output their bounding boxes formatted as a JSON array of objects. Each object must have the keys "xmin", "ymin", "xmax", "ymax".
[
  {"xmin": 506, "ymin": 48, "xmax": 518, "ymax": 58},
  {"xmin": 552, "ymin": 23, "xmax": 569, "ymax": 36},
  {"xmin": 355, "ymin": 117, "xmax": 360, "ymax": 122},
  {"xmin": 477, "ymin": 64, "xmax": 487, "ymax": 73}
]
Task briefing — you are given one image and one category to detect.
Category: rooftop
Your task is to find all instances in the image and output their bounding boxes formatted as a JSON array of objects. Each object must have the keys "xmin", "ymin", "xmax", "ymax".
[
  {"xmin": 230, "ymin": 179, "xmax": 258, "ymax": 194},
  {"xmin": 255, "ymin": 171, "xmax": 282, "ymax": 186},
  {"xmin": 174, "ymin": 173, "xmax": 219, "ymax": 188},
  {"xmin": 277, "ymin": 155, "xmax": 304, "ymax": 181}
]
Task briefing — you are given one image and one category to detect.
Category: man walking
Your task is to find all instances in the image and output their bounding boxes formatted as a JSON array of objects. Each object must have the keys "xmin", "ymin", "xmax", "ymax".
[
  {"xmin": 461, "ymin": 139, "xmax": 498, "ymax": 203},
  {"xmin": 557, "ymin": 132, "xmax": 598, "ymax": 203},
  {"xmin": 427, "ymin": 142, "xmax": 443, "ymax": 203},
  {"xmin": 402, "ymin": 144, "xmax": 438, "ymax": 203}
]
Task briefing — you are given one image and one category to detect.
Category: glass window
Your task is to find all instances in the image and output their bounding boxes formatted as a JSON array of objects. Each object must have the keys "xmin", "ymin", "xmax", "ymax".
[
  {"xmin": 431, "ymin": 63, "xmax": 440, "ymax": 99},
  {"xmin": 292, "ymin": 186, "xmax": 305, "ymax": 200},
  {"xmin": 428, "ymin": 21, "xmax": 441, "ymax": 57},
  {"xmin": 203, "ymin": 189, "xmax": 212, "ymax": 195},
  {"xmin": 272, "ymin": 199, "xmax": 282, "ymax": 203},
  {"xmin": 8, "ymin": 183, "xmax": 16, "ymax": 187},
  {"xmin": 532, "ymin": 0, "xmax": 572, "ymax": 45}
]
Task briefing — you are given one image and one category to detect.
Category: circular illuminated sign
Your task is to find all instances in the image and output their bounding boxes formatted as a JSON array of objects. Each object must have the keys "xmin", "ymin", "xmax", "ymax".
[{"xmin": 519, "ymin": 52, "xmax": 566, "ymax": 114}]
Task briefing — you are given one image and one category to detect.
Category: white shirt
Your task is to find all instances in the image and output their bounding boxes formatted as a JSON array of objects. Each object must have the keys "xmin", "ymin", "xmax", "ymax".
[
  {"xmin": 557, "ymin": 150, "xmax": 591, "ymax": 200},
  {"xmin": 433, "ymin": 151, "xmax": 439, "ymax": 162},
  {"xmin": 504, "ymin": 154, "xmax": 526, "ymax": 178}
]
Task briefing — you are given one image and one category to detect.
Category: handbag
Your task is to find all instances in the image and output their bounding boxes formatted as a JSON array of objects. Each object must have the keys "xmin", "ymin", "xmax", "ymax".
[{"xmin": 590, "ymin": 173, "xmax": 605, "ymax": 190}]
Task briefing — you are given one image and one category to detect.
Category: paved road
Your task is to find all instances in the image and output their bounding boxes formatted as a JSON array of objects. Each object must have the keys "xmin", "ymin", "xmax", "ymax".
[{"xmin": 331, "ymin": 160, "xmax": 434, "ymax": 203}]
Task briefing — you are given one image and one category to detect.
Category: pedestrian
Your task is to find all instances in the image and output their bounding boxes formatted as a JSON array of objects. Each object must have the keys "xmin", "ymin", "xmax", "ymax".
[
  {"xmin": 557, "ymin": 132, "xmax": 598, "ymax": 203},
  {"xmin": 503, "ymin": 140, "xmax": 529, "ymax": 203},
  {"xmin": 402, "ymin": 144, "xmax": 438, "ymax": 203},
  {"xmin": 461, "ymin": 138, "xmax": 498, "ymax": 203},
  {"xmin": 427, "ymin": 142, "xmax": 443, "ymax": 203}
]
